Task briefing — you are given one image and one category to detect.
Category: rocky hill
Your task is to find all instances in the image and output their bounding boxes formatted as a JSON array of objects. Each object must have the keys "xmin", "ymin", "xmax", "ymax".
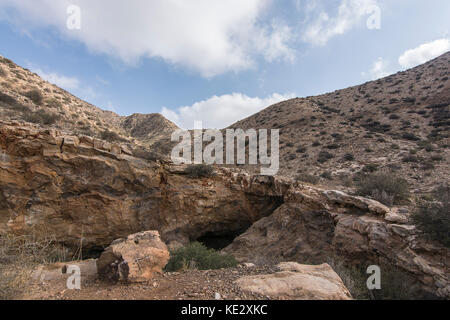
[
  {"xmin": 0, "ymin": 55, "xmax": 178, "ymax": 157},
  {"xmin": 0, "ymin": 54, "xmax": 449, "ymax": 300},
  {"xmin": 230, "ymin": 51, "xmax": 450, "ymax": 194}
]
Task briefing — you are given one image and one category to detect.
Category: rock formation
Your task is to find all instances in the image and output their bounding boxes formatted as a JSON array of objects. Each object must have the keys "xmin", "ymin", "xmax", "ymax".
[
  {"xmin": 1, "ymin": 120, "xmax": 449, "ymax": 298},
  {"xmin": 97, "ymin": 231, "xmax": 169, "ymax": 282},
  {"xmin": 236, "ymin": 262, "xmax": 352, "ymax": 300}
]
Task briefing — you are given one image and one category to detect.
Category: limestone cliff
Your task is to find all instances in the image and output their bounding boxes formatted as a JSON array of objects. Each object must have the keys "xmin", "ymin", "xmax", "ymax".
[{"xmin": 0, "ymin": 120, "xmax": 449, "ymax": 298}]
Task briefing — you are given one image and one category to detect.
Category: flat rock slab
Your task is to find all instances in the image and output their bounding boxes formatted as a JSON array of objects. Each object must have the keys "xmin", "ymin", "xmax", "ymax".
[
  {"xmin": 235, "ymin": 262, "xmax": 352, "ymax": 300},
  {"xmin": 32, "ymin": 259, "xmax": 97, "ymax": 283}
]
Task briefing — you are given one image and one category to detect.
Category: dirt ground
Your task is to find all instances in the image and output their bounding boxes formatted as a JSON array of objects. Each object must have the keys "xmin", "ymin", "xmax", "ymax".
[{"xmin": 21, "ymin": 264, "xmax": 278, "ymax": 300}]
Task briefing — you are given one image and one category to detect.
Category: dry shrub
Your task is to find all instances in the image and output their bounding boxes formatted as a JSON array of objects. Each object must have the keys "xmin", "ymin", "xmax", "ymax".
[
  {"xmin": 296, "ymin": 173, "xmax": 319, "ymax": 184},
  {"xmin": 23, "ymin": 110, "xmax": 60, "ymax": 125},
  {"xmin": 412, "ymin": 184, "xmax": 450, "ymax": 248},
  {"xmin": 184, "ymin": 164, "xmax": 215, "ymax": 178},
  {"xmin": 327, "ymin": 255, "xmax": 424, "ymax": 300},
  {"xmin": 23, "ymin": 88, "xmax": 43, "ymax": 105},
  {"xmin": 356, "ymin": 171, "xmax": 409, "ymax": 206},
  {"xmin": 0, "ymin": 66, "xmax": 6, "ymax": 77},
  {"xmin": 0, "ymin": 232, "xmax": 69, "ymax": 299}
]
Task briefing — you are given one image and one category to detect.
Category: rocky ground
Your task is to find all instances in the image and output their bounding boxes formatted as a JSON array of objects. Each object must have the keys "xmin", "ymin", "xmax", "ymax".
[{"xmin": 23, "ymin": 264, "xmax": 278, "ymax": 300}]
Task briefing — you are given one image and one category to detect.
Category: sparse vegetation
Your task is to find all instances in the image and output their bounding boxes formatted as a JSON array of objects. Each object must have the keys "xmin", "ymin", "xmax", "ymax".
[
  {"xmin": 328, "ymin": 256, "xmax": 422, "ymax": 300},
  {"xmin": 412, "ymin": 184, "xmax": 450, "ymax": 248},
  {"xmin": 0, "ymin": 232, "xmax": 69, "ymax": 300},
  {"xmin": 402, "ymin": 132, "xmax": 421, "ymax": 141},
  {"xmin": 23, "ymin": 110, "xmax": 60, "ymax": 125},
  {"xmin": 296, "ymin": 173, "xmax": 319, "ymax": 184},
  {"xmin": 320, "ymin": 171, "xmax": 332, "ymax": 180},
  {"xmin": 356, "ymin": 172, "xmax": 409, "ymax": 206},
  {"xmin": 402, "ymin": 155, "xmax": 419, "ymax": 163},
  {"xmin": 164, "ymin": 242, "xmax": 237, "ymax": 272},
  {"xmin": 45, "ymin": 98, "xmax": 62, "ymax": 109},
  {"xmin": 317, "ymin": 151, "xmax": 334, "ymax": 163},
  {"xmin": 343, "ymin": 153, "xmax": 355, "ymax": 161},
  {"xmin": 100, "ymin": 130, "xmax": 127, "ymax": 143},
  {"xmin": 23, "ymin": 88, "xmax": 43, "ymax": 105},
  {"xmin": 184, "ymin": 164, "xmax": 215, "ymax": 178},
  {"xmin": 362, "ymin": 164, "xmax": 378, "ymax": 173}
]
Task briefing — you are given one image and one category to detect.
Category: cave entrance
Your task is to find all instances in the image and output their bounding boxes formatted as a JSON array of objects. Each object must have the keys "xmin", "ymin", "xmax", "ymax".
[
  {"xmin": 195, "ymin": 195, "xmax": 284, "ymax": 250},
  {"xmin": 196, "ymin": 226, "xmax": 250, "ymax": 250}
]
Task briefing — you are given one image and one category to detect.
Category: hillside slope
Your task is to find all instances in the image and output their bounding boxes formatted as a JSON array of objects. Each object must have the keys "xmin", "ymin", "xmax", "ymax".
[
  {"xmin": 0, "ymin": 56, "xmax": 178, "ymax": 157},
  {"xmin": 230, "ymin": 52, "xmax": 450, "ymax": 193}
]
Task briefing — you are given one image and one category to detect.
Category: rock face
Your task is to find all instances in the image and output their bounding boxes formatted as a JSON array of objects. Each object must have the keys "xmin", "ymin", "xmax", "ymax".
[
  {"xmin": 236, "ymin": 262, "xmax": 352, "ymax": 300},
  {"xmin": 1, "ymin": 121, "xmax": 449, "ymax": 298},
  {"xmin": 97, "ymin": 231, "xmax": 169, "ymax": 282},
  {"xmin": 0, "ymin": 121, "xmax": 282, "ymax": 251},
  {"xmin": 32, "ymin": 259, "xmax": 97, "ymax": 283},
  {"xmin": 224, "ymin": 187, "xmax": 450, "ymax": 298}
]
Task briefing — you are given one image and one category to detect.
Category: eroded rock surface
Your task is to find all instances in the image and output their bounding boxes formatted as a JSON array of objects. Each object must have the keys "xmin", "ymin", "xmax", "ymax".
[
  {"xmin": 1, "ymin": 121, "xmax": 449, "ymax": 298},
  {"xmin": 0, "ymin": 121, "xmax": 282, "ymax": 251},
  {"xmin": 224, "ymin": 188, "xmax": 450, "ymax": 298},
  {"xmin": 236, "ymin": 262, "xmax": 352, "ymax": 300},
  {"xmin": 97, "ymin": 231, "xmax": 169, "ymax": 282}
]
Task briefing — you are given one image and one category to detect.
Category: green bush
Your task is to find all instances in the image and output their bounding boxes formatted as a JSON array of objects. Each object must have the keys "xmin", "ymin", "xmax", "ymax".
[
  {"xmin": 184, "ymin": 164, "xmax": 215, "ymax": 178},
  {"xmin": 23, "ymin": 88, "xmax": 43, "ymax": 105},
  {"xmin": 164, "ymin": 242, "xmax": 237, "ymax": 272},
  {"xmin": 356, "ymin": 172, "xmax": 409, "ymax": 206},
  {"xmin": 412, "ymin": 184, "xmax": 450, "ymax": 248}
]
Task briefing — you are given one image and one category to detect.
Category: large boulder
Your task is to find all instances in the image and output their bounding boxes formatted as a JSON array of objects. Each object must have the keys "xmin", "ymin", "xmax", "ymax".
[
  {"xmin": 97, "ymin": 231, "xmax": 169, "ymax": 283},
  {"xmin": 235, "ymin": 262, "xmax": 352, "ymax": 300}
]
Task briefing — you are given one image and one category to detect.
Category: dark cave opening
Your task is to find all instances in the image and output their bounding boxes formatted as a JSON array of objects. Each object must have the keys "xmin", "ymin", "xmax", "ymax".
[
  {"xmin": 80, "ymin": 246, "xmax": 105, "ymax": 260},
  {"xmin": 196, "ymin": 228, "xmax": 248, "ymax": 250},
  {"xmin": 196, "ymin": 195, "xmax": 285, "ymax": 250}
]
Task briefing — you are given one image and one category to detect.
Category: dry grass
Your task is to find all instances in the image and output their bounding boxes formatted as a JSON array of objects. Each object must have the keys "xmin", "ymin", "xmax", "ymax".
[{"xmin": 0, "ymin": 232, "xmax": 70, "ymax": 299}]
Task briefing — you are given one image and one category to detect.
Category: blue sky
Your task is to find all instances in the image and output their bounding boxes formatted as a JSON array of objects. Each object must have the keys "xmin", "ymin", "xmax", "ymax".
[{"xmin": 0, "ymin": 0, "xmax": 449, "ymax": 129}]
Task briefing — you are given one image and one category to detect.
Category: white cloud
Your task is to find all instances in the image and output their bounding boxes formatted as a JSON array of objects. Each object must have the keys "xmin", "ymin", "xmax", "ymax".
[
  {"xmin": 302, "ymin": 0, "xmax": 379, "ymax": 46},
  {"xmin": 398, "ymin": 38, "xmax": 450, "ymax": 69},
  {"xmin": 161, "ymin": 92, "xmax": 295, "ymax": 129},
  {"xmin": 363, "ymin": 57, "xmax": 391, "ymax": 80},
  {"xmin": 31, "ymin": 68, "xmax": 80, "ymax": 90},
  {"xmin": 0, "ymin": 0, "xmax": 294, "ymax": 77}
]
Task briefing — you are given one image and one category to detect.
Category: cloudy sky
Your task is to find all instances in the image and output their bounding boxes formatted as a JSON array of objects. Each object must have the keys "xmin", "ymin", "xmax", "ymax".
[{"xmin": 0, "ymin": 0, "xmax": 449, "ymax": 129}]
